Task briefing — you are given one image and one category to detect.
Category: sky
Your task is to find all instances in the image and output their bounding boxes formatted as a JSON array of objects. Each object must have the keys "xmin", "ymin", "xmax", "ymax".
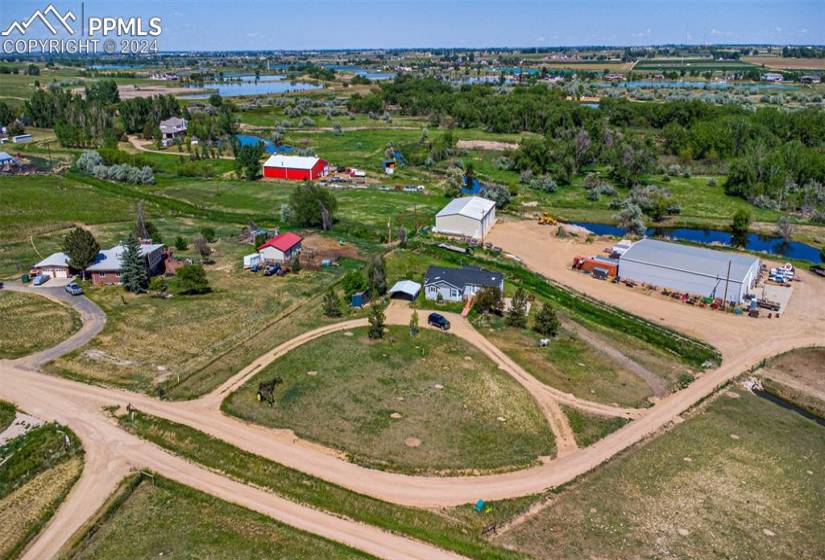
[{"xmin": 2, "ymin": 0, "xmax": 824, "ymax": 51}]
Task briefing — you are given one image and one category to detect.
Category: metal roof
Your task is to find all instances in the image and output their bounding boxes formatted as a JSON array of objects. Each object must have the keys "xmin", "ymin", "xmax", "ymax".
[
  {"xmin": 619, "ymin": 239, "xmax": 759, "ymax": 283},
  {"xmin": 258, "ymin": 232, "xmax": 303, "ymax": 252},
  {"xmin": 34, "ymin": 252, "xmax": 70, "ymax": 268},
  {"xmin": 436, "ymin": 196, "xmax": 495, "ymax": 221},
  {"xmin": 86, "ymin": 243, "xmax": 164, "ymax": 272},
  {"xmin": 263, "ymin": 154, "xmax": 321, "ymax": 170},
  {"xmin": 424, "ymin": 265, "xmax": 503, "ymax": 290},
  {"xmin": 388, "ymin": 280, "xmax": 422, "ymax": 298}
]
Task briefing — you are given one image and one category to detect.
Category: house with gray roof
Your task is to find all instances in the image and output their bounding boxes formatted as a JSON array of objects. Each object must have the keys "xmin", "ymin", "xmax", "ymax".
[{"xmin": 423, "ymin": 265, "xmax": 504, "ymax": 302}]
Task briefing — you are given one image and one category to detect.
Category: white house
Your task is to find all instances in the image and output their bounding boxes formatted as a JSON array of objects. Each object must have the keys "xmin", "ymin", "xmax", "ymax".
[
  {"xmin": 159, "ymin": 117, "xmax": 188, "ymax": 145},
  {"xmin": 423, "ymin": 265, "xmax": 504, "ymax": 302},
  {"xmin": 31, "ymin": 252, "xmax": 72, "ymax": 279},
  {"xmin": 257, "ymin": 232, "xmax": 303, "ymax": 263},
  {"xmin": 433, "ymin": 196, "xmax": 497, "ymax": 240}
]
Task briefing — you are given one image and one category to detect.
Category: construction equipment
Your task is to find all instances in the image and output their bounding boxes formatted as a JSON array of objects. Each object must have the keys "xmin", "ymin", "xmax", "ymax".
[{"xmin": 537, "ymin": 212, "xmax": 557, "ymax": 226}]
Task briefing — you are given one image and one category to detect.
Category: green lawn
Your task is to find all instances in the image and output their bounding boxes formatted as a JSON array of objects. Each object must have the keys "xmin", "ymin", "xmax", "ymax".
[
  {"xmin": 61, "ymin": 475, "xmax": 374, "ymax": 560},
  {"xmin": 497, "ymin": 390, "xmax": 825, "ymax": 559},
  {"xmin": 224, "ymin": 325, "xmax": 554, "ymax": 474},
  {"xmin": 0, "ymin": 423, "xmax": 84, "ymax": 560},
  {"xmin": 0, "ymin": 291, "xmax": 81, "ymax": 359},
  {"xmin": 561, "ymin": 405, "xmax": 629, "ymax": 447},
  {"xmin": 115, "ymin": 409, "xmax": 529, "ymax": 560}
]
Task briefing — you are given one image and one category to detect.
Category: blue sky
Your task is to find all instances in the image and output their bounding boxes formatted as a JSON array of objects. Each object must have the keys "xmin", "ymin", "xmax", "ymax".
[{"xmin": 3, "ymin": 0, "xmax": 823, "ymax": 50}]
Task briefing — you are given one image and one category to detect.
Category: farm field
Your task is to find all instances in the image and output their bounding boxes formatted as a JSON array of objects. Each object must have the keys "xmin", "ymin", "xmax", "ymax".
[
  {"xmin": 743, "ymin": 56, "xmax": 825, "ymax": 70},
  {"xmin": 633, "ymin": 58, "xmax": 758, "ymax": 72},
  {"xmin": 0, "ymin": 291, "xmax": 81, "ymax": 359},
  {"xmin": 0, "ymin": 421, "xmax": 84, "ymax": 560},
  {"xmin": 223, "ymin": 325, "xmax": 555, "ymax": 474},
  {"xmin": 45, "ymin": 239, "xmax": 349, "ymax": 398},
  {"xmin": 61, "ymin": 475, "xmax": 374, "ymax": 560},
  {"xmin": 496, "ymin": 390, "xmax": 825, "ymax": 559}
]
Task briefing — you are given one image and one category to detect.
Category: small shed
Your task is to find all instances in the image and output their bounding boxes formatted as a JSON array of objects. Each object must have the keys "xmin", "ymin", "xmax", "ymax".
[
  {"xmin": 351, "ymin": 290, "xmax": 370, "ymax": 308},
  {"xmin": 388, "ymin": 280, "xmax": 421, "ymax": 301},
  {"xmin": 243, "ymin": 253, "xmax": 262, "ymax": 269}
]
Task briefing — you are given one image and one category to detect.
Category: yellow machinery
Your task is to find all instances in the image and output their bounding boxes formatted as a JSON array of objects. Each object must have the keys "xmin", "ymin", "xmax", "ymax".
[{"xmin": 537, "ymin": 212, "xmax": 557, "ymax": 225}]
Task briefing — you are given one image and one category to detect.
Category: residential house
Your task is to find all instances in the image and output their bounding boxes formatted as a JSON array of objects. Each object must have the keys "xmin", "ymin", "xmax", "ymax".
[
  {"xmin": 85, "ymin": 243, "xmax": 166, "ymax": 285},
  {"xmin": 257, "ymin": 232, "xmax": 303, "ymax": 264},
  {"xmin": 800, "ymin": 74, "xmax": 822, "ymax": 85},
  {"xmin": 159, "ymin": 117, "xmax": 188, "ymax": 145},
  {"xmin": 423, "ymin": 265, "xmax": 504, "ymax": 302},
  {"xmin": 31, "ymin": 252, "xmax": 73, "ymax": 279},
  {"xmin": 761, "ymin": 72, "xmax": 784, "ymax": 83}
]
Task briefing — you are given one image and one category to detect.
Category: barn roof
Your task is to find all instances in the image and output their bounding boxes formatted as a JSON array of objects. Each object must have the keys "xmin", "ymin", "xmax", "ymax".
[
  {"xmin": 263, "ymin": 154, "xmax": 321, "ymax": 170},
  {"xmin": 619, "ymin": 239, "xmax": 760, "ymax": 283},
  {"xmin": 436, "ymin": 196, "xmax": 496, "ymax": 221},
  {"xmin": 258, "ymin": 232, "xmax": 303, "ymax": 252}
]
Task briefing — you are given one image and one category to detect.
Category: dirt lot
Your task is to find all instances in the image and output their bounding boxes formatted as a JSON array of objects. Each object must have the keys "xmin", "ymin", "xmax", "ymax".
[{"xmin": 456, "ymin": 139, "xmax": 518, "ymax": 151}]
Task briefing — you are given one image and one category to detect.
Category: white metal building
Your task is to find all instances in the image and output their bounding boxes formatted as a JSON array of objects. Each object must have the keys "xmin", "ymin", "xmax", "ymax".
[
  {"xmin": 618, "ymin": 239, "xmax": 761, "ymax": 304},
  {"xmin": 434, "ymin": 196, "xmax": 496, "ymax": 240}
]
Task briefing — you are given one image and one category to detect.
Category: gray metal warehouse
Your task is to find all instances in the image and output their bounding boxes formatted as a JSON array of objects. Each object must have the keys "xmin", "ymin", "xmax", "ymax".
[{"xmin": 617, "ymin": 239, "xmax": 761, "ymax": 304}]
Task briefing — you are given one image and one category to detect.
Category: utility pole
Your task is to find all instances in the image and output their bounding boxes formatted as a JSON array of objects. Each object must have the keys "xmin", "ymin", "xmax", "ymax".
[{"xmin": 722, "ymin": 260, "xmax": 732, "ymax": 309}]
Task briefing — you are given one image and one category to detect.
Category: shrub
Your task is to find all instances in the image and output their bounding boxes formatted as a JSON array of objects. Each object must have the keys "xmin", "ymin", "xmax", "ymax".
[
  {"xmin": 677, "ymin": 372, "xmax": 695, "ymax": 389},
  {"xmin": 174, "ymin": 236, "xmax": 188, "ymax": 251},
  {"xmin": 200, "ymin": 227, "xmax": 217, "ymax": 243},
  {"xmin": 174, "ymin": 264, "xmax": 210, "ymax": 295}
]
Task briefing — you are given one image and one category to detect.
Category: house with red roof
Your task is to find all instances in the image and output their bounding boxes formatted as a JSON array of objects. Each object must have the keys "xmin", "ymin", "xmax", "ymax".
[{"xmin": 258, "ymin": 232, "xmax": 303, "ymax": 263}]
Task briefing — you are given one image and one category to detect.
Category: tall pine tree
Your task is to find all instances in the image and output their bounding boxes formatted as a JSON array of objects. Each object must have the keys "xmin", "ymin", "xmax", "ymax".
[{"xmin": 120, "ymin": 233, "xmax": 148, "ymax": 293}]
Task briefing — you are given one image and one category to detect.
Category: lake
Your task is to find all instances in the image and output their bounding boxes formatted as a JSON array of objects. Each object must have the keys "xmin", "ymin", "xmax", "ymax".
[
  {"xmin": 235, "ymin": 134, "xmax": 295, "ymax": 155},
  {"xmin": 180, "ymin": 75, "xmax": 321, "ymax": 98},
  {"xmin": 571, "ymin": 222, "xmax": 823, "ymax": 264}
]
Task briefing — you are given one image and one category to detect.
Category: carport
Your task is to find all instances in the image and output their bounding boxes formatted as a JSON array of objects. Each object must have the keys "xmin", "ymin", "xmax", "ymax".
[{"xmin": 388, "ymin": 280, "xmax": 421, "ymax": 301}]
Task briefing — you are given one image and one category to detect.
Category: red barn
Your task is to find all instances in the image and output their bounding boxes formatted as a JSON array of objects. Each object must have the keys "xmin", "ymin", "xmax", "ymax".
[{"xmin": 263, "ymin": 154, "xmax": 329, "ymax": 181}]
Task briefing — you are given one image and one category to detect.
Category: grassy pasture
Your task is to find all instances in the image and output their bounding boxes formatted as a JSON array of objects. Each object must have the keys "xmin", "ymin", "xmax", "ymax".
[
  {"xmin": 0, "ymin": 422, "xmax": 84, "ymax": 560},
  {"xmin": 0, "ymin": 291, "xmax": 81, "ymax": 359},
  {"xmin": 46, "ymin": 243, "xmax": 344, "ymax": 397},
  {"xmin": 633, "ymin": 58, "xmax": 758, "ymax": 72},
  {"xmin": 115, "ymin": 409, "xmax": 529, "ymax": 560},
  {"xmin": 224, "ymin": 325, "xmax": 554, "ymax": 474},
  {"xmin": 561, "ymin": 405, "xmax": 629, "ymax": 447},
  {"xmin": 497, "ymin": 390, "xmax": 825, "ymax": 559},
  {"xmin": 61, "ymin": 475, "xmax": 374, "ymax": 560}
]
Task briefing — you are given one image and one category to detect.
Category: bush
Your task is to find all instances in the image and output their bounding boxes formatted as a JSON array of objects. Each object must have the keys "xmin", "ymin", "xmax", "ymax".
[
  {"xmin": 174, "ymin": 264, "xmax": 210, "ymax": 295},
  {"xmin": 174, "ymin": 236, "xmax": 188, "ymax": 251},
  {"xmin": 200, "ymin": 227, "xmax": 217, "ymax": 243},
  {"xmin": 677, "ymin": 372, "xmax": 695, "ymax": 389}
]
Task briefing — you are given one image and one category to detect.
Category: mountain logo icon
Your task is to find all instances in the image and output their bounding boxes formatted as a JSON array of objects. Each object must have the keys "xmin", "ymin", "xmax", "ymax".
[{"xmin": 1, "ymin": 4, "xmax": 77, "ymax": 36}]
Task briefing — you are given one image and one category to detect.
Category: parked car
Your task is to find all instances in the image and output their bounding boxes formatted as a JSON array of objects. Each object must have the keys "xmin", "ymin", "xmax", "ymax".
[
  {"xmin": 264, "ymin": 264, "xmax": 282, "ymax": 277},
  {"xmin": 427, "ymin": 312, "xmax": 450, "ymax": 331},
  {"xmin": 0, "ymin": 281, "xmax": 4, "ymax": 289},
  {"xmin": 65, "ymin": 283, "xmax": 83, "ymax": 296},
  {"xmin": 32, "ymin": 274, "xmax": 50, "ymax": 286}
]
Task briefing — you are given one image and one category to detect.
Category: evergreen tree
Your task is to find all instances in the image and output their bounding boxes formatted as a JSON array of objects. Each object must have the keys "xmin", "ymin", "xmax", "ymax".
[
  {"xmin": 367, "ymin": 254, "xmax": 387, "ymax": 296},
  {"xmin": 506, "ymin": 287, "xmax": 528, "ymax": 328},
  {"xmin": 290, "ymin": 252, "xmax": 302, "ymax": 273},
  {"xmin": 323, "ymin": 289, "xmax": 342, "ymax": 318},
  {"xmin": 409, "ymin": 310, "xmax": 419, "ymax": 337},
  {"xmin": 62, "ymin": 227, "xmax": 99, "ymax": 270},
  {"xmin": 120, "ymin": 233, "xmax": 148, "ymax": 293},
  {"xmin": 368, "ymin": 304, "xmax": 386, "ymax": 339},
  {"xmin": 532, "ymin": 303, "xmax": 560, "ymax": 337}
]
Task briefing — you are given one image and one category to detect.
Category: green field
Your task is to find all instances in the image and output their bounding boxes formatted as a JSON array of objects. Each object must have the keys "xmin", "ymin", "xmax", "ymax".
[
  {"xmin": 61, "ymin": 474, "xmax": 374, "ymax": 560},
  {"xmin": 0, "ymin": 422, "xmax": 84, "ymax": 560},
  {"xmin": 497, "ymin": 390, "xmax": 825, "ymax": 559},
  {"xmin": 561, "ymin": 405, "xmax": 629, "ymax": 447},
  {"xmin": 633, "ymin": 58, "xmax": 758, "ymax": 72},
  {"xmin": 0, "ymin": 291, "xmax": 81, "ymax": 359},
  {"xmin": 224, "ymin": 325, "xmax": 554, "ymax": 473}
]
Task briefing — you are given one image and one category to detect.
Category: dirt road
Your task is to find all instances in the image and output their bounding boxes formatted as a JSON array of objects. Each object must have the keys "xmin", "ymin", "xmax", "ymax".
[{"xmin": 4, "ymin": 219, "xmax": 824, "ymax": 558}]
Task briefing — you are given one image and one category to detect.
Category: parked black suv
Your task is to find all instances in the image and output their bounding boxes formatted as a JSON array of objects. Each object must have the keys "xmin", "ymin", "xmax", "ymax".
[{"xmin": 427, "ymin": 312, "xmax": 450, "ymax": 331}]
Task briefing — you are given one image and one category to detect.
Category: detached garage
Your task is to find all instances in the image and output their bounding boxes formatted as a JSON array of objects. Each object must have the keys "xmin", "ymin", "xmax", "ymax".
[
  {"xmin": 618, "ymin": 239, "xmax": 761, "ymax": 304},
  {"xmin": 31, "ymin": 252, "xmax": 72, "ymax": 279},
  {"xmin": 434, "ymin": 196, "xmax": 497, "ymax": 240},
  {"xmin": 263, "ymin": 154, "xmax": 329, "ymax": 181}
]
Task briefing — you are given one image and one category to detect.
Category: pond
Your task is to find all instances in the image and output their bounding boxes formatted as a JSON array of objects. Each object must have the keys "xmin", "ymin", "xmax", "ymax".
[
  {"xmin": 180, "ymin": 74, "xmax": 321, "ymax": 98},
  {"xmin": 571, "ymin": 222, "xmax": 823, "ymax": 264},
  {"xmin": 322, "ymin": 65, "xmax": 396, "ymax": 80},
  {"xmin": 235, "ymin": 134, "xmax": 295, "ymax": 155}
]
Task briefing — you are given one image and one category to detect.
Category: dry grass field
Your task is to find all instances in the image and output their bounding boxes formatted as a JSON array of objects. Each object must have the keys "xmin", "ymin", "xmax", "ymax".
[
  {"xmin": 744, "ymin": 56, "xmax": 825, "ymax": 70},
  {"xmin": 224, "ymin": 325, "xmax": 554, "ymax": 474},
  {"xmin": 0, "ymin": 291, "xmax": 81, "ymax": 359}
]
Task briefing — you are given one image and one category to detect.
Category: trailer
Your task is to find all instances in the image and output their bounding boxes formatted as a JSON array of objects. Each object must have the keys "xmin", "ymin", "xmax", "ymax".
[{"xmin": 243, "ymin": 253, "xmax": 262, "ymax": 269}]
